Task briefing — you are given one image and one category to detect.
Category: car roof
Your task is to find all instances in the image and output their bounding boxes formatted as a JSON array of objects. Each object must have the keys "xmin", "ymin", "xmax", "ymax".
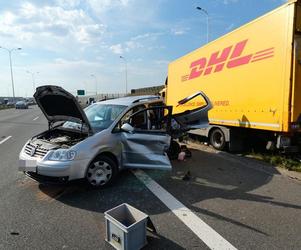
[{"xmin": 96, "ymin": 95, "xmax": 161, "ymax": 106}]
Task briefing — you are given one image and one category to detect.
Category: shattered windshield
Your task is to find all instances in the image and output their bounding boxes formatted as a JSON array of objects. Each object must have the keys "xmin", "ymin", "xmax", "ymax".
[{"xmin": 63, "ymin": 104, "xmax": 127, "ymax": 132}]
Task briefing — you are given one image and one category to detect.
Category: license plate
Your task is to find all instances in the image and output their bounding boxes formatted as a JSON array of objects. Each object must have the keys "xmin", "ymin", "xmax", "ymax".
[{"xmin": 19, "ymin": 159, "xmax": 37, "ymax": 172}]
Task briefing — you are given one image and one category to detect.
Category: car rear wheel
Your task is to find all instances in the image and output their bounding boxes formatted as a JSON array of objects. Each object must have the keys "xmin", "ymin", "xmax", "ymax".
[
  {"xmin": 210, "ymin": 128, "xmax": 226, "ymax": 151},
  {"xmin": 86, "ymin": 155, "xmax": 117, "ymax": 187}
]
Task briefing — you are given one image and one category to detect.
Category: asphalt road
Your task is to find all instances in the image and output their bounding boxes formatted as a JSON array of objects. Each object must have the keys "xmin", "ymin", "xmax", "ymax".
[{"xmin": 0, "ymin": 106, "xmax": 301, "ymax": 249}]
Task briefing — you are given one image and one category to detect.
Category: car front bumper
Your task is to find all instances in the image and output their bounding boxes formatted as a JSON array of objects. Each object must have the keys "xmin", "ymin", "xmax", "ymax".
[{"xmin": 19, "ymin": 150, "xmax": 90, "ymax": 181}]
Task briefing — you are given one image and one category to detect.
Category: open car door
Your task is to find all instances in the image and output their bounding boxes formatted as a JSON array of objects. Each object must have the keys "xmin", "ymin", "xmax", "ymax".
[
  {"xmin": 120, "ymin": 106, "xmax": 172, "ymax": 170},
  {"xmin": 172, "ymin": 91, "xmax": 212, "ymax": 131}
]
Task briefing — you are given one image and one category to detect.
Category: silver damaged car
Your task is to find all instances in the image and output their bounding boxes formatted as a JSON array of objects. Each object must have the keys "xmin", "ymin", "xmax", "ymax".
[{"xmin": 19, "ymin": 85, "xmax": 211, "ymax": 187}]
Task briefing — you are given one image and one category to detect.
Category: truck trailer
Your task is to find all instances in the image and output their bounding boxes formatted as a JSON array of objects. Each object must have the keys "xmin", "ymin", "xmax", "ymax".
[{"xmin": 165, "ymin": 0, "xmax": 301, "ymax": 152}]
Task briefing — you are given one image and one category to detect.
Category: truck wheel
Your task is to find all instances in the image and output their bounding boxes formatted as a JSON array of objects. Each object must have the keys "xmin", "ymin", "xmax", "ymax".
[
  {"xmin": 210, "ymin": 128, "xmax": 226, "ymax": 151},
  {"xmin": 86, "ymin": 155, "xmax": 117, "ymax": 187}
]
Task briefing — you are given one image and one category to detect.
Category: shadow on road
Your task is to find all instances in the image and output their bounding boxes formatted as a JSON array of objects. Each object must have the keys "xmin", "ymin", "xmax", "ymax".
[
  {"xmin": 36, "ymin": 146, "xmax": 301, "ymax": 243},
  {"xmin": 145, "ymin": 234, "xmax": 185, "ymax": 250}
]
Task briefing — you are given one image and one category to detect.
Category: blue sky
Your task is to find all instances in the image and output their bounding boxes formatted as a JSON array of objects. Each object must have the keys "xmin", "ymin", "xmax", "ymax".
[{"xmin": 0, "ymin": 0, "xmax": 286, "ymax": 97}]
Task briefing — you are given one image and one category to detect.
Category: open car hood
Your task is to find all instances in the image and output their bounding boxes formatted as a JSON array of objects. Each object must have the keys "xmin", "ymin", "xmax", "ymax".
[{"xmin": 34, "ymin": 85, "xmax": 92, "ymax": 133}]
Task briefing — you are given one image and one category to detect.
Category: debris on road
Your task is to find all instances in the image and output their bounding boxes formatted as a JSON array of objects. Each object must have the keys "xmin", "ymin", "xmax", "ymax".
[
  {"xmin": 105, "ymin": 203, "xmax": 148, "ymax": 250},
  {"xmin": 182, "ymin": 171, "xmax": 191, "ymax": 181},
  {"xmin": 10, "ymin": 231, "xmax": 19, "ymax": 236},
  {"xmin": 178, "ymin": 151, "xmax": 185, "ymax": 161}
]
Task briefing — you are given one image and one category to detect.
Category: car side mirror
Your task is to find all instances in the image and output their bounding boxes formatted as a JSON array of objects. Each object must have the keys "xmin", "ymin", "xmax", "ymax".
[{"xmin": 121, "ymin": 123, "xmax": 134, "ymax": 133}]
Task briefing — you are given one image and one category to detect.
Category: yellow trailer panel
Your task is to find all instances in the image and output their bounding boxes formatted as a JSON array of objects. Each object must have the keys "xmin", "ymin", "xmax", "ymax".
[{"xmin": 167, "ymin": 0, "xmax": 298, "ymax": 133}]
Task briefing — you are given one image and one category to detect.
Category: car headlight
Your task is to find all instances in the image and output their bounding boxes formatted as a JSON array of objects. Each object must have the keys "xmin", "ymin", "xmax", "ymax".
[{"xmin": 47, "ymin": 149, "xmax": 77, "ymax": 161}]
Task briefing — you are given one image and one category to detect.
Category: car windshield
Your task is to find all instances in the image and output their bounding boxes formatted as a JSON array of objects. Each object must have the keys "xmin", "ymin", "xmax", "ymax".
[{"xmin": 63, "ymin": 103, "xmax": 127, "ymax": 132}]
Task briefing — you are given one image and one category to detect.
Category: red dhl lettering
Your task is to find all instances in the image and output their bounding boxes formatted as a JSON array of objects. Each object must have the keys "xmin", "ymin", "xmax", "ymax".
[
  {"xmin": 214, "ymin": 100, "xmax": 230, "ymax": 106},
  {"xmin": 181, "ymin": 39, "xmax": 274, "ymax": 81},
  {"xmin": 179, "ymin": 101, "xmax": 207, "ymax": 107}
]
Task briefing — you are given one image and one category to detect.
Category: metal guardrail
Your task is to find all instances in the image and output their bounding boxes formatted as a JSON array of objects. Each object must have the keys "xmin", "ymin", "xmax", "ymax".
[{"xmin": 130, "ymin": 85, "xmax": 165, "ymax": 96}]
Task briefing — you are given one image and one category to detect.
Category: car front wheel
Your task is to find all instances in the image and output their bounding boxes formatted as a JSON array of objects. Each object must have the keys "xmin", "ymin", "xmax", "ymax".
[{"xmin": 86, "ymin": 155, "xmax": 117, "ymax": 187}]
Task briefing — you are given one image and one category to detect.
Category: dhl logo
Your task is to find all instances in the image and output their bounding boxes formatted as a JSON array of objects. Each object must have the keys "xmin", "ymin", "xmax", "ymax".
[{"xmin": 182, "ymin": 39, "xmax": 274, "ymax": 82}]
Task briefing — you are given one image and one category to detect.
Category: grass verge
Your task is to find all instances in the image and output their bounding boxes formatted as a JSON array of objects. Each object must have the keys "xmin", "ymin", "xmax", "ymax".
[
  {"xmin": 245, "ymin": 152, "xmax": 301, "ymax": 172},
  {"xmin": 0, "ymin": 105, "xmax": 14, "ymax": 110},
  {"xmin": 187, "ymin": 136, "xmax": 301, "ymax": 173}
]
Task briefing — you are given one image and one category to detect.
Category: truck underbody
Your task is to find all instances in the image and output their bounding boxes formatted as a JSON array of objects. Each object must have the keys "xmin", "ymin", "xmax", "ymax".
[{"xmin": 189, "ymin": 126, "xmax": 301, "ymax": 153}]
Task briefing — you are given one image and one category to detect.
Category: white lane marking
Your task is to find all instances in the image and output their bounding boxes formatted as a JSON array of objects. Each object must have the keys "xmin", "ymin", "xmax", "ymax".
[
  {"xmin": 33, "ymin": 116, "xmax": 39, "ymax": 121},
  {"xmin": 0, "ymin": 136, "xmax": 12, "ymax": 145},
  {"xmin": 133, "ymin": 170, "xmax": 237, "ymax": 250}
]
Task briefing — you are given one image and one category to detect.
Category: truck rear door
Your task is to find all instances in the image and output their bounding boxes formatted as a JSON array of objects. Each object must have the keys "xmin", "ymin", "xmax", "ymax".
[{"xmin": 291, "ymin": 4, "xmax": 301, "ymax": 127}]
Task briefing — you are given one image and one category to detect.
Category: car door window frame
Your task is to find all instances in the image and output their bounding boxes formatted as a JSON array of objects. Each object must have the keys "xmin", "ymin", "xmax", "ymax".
[
  {"xmin": 113, "ymin": 105, "xmax": 172, "ymax": 134},
  {"xmin": 112, "ymin": 104, "xmax": 146, "ymax": 133},
  {"xmin": 127, "ymin": 106, "xmax": 172, "ymax": 134}
]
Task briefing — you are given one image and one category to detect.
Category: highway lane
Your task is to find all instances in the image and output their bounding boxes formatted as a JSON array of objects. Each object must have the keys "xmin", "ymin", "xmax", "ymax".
[
  {"xmin": 0, "ymin": 107, "xmax": 126, "ymax": 249},
  {"xmin": 0, "ymin": 106, "xmax": 301, "ymax": 249},
  {"xmin": 0, "ymin": 106, "xmax": 44, "ymax": 149},
  {"xmin": 0, "ymin": 107, "xmax": 45, "ymax": 189},
  {"xmin": 155, "ymin": 145, "xmax": 301, "ymax": 249},
  {"xmin": 0, "ymin": 106, "xmax": 202, "ymax": 249}
]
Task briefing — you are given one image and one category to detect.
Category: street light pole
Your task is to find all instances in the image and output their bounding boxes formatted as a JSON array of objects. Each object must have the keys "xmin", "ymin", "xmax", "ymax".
[
  {"xmin": 90, "ymin": 74, "xmax": 98, "ymax": 96},
  {"xmin": 196, "ymin": 7, "xmax": 209, "ymax": 43},
  {"xmin": 26, "ymin": 70, "xmax": 39, "ymax": 94},
  {"xmin": 120, "ymin": 56, "xmax": 128, "ymax": 94},
  {"xmin": 0, "ymin": 46, "xmax": 22, "ymax": 102}
]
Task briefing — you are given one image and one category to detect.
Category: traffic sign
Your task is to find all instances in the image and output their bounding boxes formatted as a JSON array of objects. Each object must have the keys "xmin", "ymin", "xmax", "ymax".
[{"xmin": 77, "ymin": 90, "xmax": 85, "ymax": 96}]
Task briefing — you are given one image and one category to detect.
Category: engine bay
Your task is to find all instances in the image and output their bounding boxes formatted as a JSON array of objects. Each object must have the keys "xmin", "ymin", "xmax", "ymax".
[{"xmin": 35, "ymin": 128, "xmax": 88, "ymax": 148}]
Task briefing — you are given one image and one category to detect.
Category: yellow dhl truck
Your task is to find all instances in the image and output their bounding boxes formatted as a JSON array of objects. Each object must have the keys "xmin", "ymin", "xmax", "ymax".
[{"xmin": 165, "ymin": 0, "xmax": 301, "ymax": 152}]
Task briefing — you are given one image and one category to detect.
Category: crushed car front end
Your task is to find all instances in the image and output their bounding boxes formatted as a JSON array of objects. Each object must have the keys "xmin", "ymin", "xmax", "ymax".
[
  {"xmin": 19, "ymin": 134, "xmax": 92, "ymax": 182},
  {"xmin": 18, "ymin": 85, "xmax": 95, "ymax": 182}
]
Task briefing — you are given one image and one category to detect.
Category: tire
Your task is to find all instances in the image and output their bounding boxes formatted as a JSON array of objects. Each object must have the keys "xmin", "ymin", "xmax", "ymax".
[
  {"xmin": 210, "ymin": 128, "xmax": 226, "ymax": 151},
  {"xmin": 85, "ymin": 155, "xmax": 118, "ymax": 187}
]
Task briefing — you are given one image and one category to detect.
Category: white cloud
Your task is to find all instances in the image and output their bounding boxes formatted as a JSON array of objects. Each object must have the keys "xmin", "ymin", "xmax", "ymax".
[
  {"xmin": 154, "ymin": 60, "xmax": 169, "ymax": 65},
  {"xmin": 223, "ymin": 0, "xmax": 239, "ymax": 4},
  {"xmin": 19, "ymin": 2, "xmax": 37, "ymax": 18},
  {"xmin": 2, "ymin": 11, "xmax": 16, "ymax": 25},
  {"xmin": 12, "ymin": 58, "xmax": 108, "ymax": 95},
  {"xmin": 125, "ymin": 40, "xmax": 142, "ymax": 50},
  {"xmin": 109, "ymin": 32, "xmax": 164, "ymax": 55},
  {"xmin": 107, "ymin": 30, "xmax": 168, "ymax": 57},
  {"xmin": 56, "ymin": 0, "xmax": 81, "ymax": 8},
  {"xmin": 110, "ymin": 44, "xmax": 123, "ymax": 54},
  {"xmin": 19, "ymin": 52, "xmax": 29, "ymax": 56},
  {"xmin": 86, "ymin": 0, "xmax": 131, "ymax": 13},
  {"xmin": 0, "ymin": 2, "xmax": 106, "ymax": 50},
  {"xmin": 171, "ymin": 27, "xmax": 189, "ymax": 36}
]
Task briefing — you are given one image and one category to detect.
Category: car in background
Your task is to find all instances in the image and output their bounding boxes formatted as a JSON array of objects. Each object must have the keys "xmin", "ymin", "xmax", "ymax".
[
  {"xmin": 25, "ymin": 99, "xmax": 36, "ymax": 105},
  {"xmin": 6, "ymin": 101, "xmax": 15, "ymax": 106},
  {"xmin": 15, "ymin": 101, "xmax": 28, "ymax": 109},
  {"xmin": 19, "ymin": 85, "xmax": 211, "ymax": 187}
]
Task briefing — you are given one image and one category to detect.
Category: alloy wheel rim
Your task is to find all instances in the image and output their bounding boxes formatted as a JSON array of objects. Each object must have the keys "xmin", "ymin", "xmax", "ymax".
[{"xmin": 87, "ymin": 161, "xmax": 112, "ymax": 186}]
